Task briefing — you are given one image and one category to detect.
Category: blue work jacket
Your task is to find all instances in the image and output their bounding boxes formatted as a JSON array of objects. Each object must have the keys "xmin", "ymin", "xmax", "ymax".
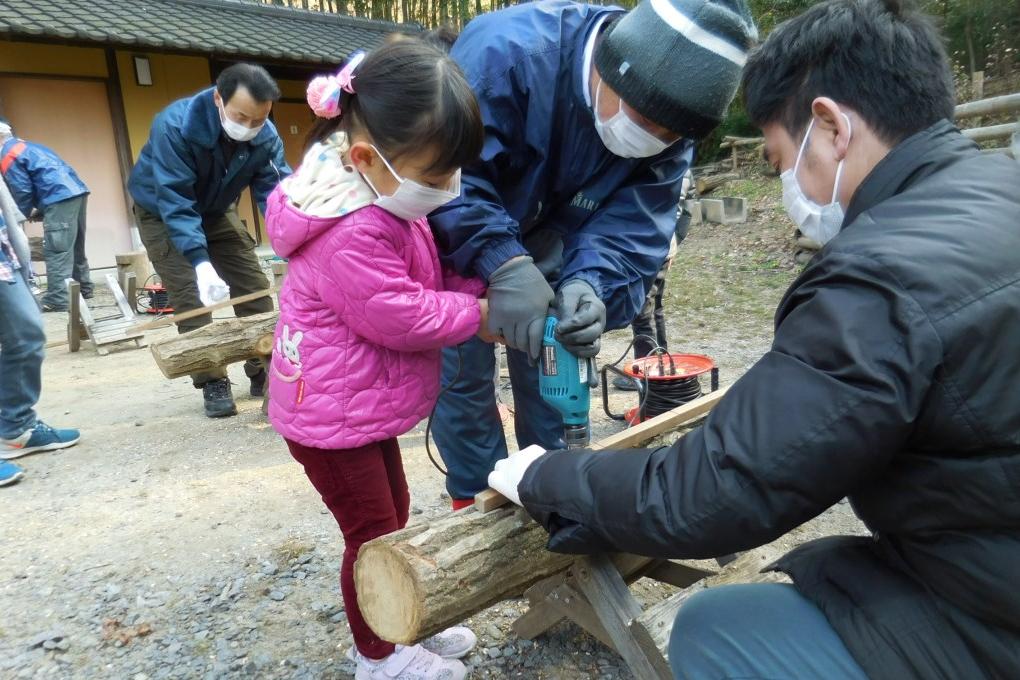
[
  {"xmin": 1, "ymin": 138, "xmax": 89, "ymax": 216},
  {"xmin": 429, "ymin": 0, "xmax": 695, "ymax": 328},
  {"xmin": 128, "ymin": 87, "xmax": 291, "ymax": 266}
]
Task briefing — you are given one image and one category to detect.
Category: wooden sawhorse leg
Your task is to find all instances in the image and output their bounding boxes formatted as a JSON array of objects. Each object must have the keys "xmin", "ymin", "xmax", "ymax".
[{"xmin": 512, "ymin": 554, "xmax": 716, "ymax": 680}]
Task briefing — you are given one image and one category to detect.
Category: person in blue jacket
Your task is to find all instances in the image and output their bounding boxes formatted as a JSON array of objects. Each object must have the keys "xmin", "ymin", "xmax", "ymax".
[
  {"xmin": 129, "ymin": 63, "xmax": 291, "ymax": 418},
  {"xmin": 428, "ymin": 0, "xmax": 757, "ymax": 508},
  {"xmin": 0, "ymin": 120, "xmax": 91, "ymax": 312}
]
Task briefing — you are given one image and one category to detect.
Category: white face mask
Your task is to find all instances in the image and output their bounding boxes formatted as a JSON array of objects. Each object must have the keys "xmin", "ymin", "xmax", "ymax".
[
  {"xmin": 218, "ymin": 102, "xmax": 263, "ymax": 143},
  {"xmin": 780, "ymin": 114, "xmax": 851, "ymax": 246},
  {"xmin": 362, "ymin": 146, "xmax": 461, "ymax": 220},
  {"xmin": 592, "ymin": 81, "xmax": 672, "ymax": 159}
]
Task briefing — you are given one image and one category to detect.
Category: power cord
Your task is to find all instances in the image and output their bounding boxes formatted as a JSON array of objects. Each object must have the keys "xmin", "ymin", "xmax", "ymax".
[{"xmin": 424, "ymin": 344, "xmax": 464, "ymax": 476}]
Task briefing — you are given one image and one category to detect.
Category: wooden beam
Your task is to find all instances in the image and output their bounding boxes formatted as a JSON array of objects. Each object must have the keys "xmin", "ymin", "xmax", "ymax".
[
  {"xmin": 954, "ymin": 93, "xmax": 1020, "ymax": 120},
  {"xmin": 130, "ymin": 289, "xmax": 274, "ymax": 333},
  {"xmin": 962, "ymin": 121, "xmax": 1018, "ymax": 143},
  {"xmin": 473, "ymin": 387, "xmax": 730, "ymax": 513},
  {"xmin": 574, "ymin": 554, "xmax": 671, "ymax": 680}
]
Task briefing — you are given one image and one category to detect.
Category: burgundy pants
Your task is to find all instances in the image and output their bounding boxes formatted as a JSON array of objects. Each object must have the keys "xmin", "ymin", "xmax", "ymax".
[{"xmin": 286, "ymin": 437, "xmax": 410, "ymax": 659}]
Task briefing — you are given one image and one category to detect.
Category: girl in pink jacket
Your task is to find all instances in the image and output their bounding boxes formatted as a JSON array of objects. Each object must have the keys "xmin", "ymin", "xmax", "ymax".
[{"xmin": 266, "ymin": 41, "xmax": 487, "ymax": 680}]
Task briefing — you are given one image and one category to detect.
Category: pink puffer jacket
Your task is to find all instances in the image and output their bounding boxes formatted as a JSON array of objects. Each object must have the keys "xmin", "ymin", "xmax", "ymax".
[{"xmin": 265, "ymin": 187, "xmax": 483, "ymax": 450}]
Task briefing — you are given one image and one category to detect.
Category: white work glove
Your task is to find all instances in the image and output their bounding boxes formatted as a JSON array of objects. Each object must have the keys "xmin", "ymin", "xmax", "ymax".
[
  {"xmin": 487, "ymin": 444, "xmax": 547, "ymax": 506},
  {"xmin": 195, "ymin": 261, "xmax": 230, "ymax": 306}
]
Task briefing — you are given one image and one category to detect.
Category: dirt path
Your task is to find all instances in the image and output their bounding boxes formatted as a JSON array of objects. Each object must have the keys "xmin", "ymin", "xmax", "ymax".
[{"xmin": 0, "ymin": 173, "xmax": 864, "ymax": 679}]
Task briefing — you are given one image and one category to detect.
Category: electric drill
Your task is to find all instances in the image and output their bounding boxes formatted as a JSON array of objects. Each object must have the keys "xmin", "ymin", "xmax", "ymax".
[{"xmin": 538, "ymin": 316, "xmax": 596, "ymax": 449}]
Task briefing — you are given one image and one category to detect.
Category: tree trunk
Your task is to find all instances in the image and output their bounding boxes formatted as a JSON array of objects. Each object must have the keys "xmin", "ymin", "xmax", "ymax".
[
  {"xmin": 149, "ymin": 311, "xmax": 278, "ymax": 379},
  {"xmin": 355, "ymin": 506, "xmax": 656, "ymax": 644},
  {"xmin": 695, "ymin": 172, "xmax": 739, "ymax": 196}
]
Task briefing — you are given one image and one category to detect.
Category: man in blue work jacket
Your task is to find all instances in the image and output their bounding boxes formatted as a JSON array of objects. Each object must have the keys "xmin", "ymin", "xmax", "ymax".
[
  {"xmin": 129, "ymin": 63, "xmax": 291, "ymax": 418},
  {"xmin": 429, "ymin": 0, "xmax": 757, "ymax": 507},
  {"xmin": 0, "ymin": 120, "xmax": 91, "ymax": 312}
]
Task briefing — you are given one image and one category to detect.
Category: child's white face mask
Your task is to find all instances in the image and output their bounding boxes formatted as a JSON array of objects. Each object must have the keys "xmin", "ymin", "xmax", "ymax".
[{"xmin": 363, "ymin": 146, "xmax": 461, "ymax": 220}]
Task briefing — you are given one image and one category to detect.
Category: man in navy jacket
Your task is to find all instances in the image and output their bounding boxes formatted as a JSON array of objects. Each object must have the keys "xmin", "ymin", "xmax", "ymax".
[
  {"xmin": 429, "ymin": 0, "xmax": 757, "ymax": 507},
  {"xmin": 129, "ymin": 63, "xmax": 291, "ymax": 418}
]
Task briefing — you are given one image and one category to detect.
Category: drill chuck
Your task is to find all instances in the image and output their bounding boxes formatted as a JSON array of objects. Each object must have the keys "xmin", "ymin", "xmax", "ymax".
[{"xmin": 564, "ymin": 424, "xmax": 590, "ymax": 449}]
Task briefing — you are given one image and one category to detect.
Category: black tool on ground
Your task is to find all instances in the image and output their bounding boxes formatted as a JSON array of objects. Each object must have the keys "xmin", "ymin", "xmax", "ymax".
[{"xmin": 602, "ymin": 336, "xmax": 718, "ymax": 424}]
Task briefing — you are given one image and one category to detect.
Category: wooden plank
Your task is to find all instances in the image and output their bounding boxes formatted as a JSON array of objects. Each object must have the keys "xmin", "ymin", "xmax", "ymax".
[
  {"xmin": 643, "ymin": 561, "xmax": 717, "ymax": 590},
  {"xmin": 574, "ymin": 554, "xmax": 671, "ymax": 680},
  {"xmin": 130, "ymin": 289, "xmax": 274, "ymax": 333},
  {"xmin": 474, "ymin": 387, "xmax": 730, "ymax": 513},
  {"xmin": 105, "ymin": 272, "xmax": 135, "ymax": 319},
  {"xmin": 67, "ymin": 280, "xmax": 81, "ymax": 353},
  {"xmin": 591, "ymin": 387, "xmax": 729, "ymax": 451},
  {"xmin": 513, "ymin": 573, "xmax": 568, "ymax": 640},
  {"xmin": 512, "ymin": 601, "xmax": 564, "ymax": 641}
]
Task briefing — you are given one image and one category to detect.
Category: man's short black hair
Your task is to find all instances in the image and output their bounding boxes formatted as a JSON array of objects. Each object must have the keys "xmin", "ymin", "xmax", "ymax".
[
  {"xmin": 742, "ymin": 0, "xmax": 954, "ymax": 145},
  {"xmin": 216, "ymin": 63, "xmax": 281, "ymax": 104}
]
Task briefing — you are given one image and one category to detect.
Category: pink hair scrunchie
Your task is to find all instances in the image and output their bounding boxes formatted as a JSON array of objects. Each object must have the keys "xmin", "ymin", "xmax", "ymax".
[{"xmin": 305, "ymin": 52, "xmax": 367, "ymax": 119}]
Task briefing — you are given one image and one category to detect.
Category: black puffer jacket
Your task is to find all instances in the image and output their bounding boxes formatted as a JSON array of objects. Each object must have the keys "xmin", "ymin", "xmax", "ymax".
[{"xmin": 519, "ymin": 121, "xmax": 1020, "ymax": 679}]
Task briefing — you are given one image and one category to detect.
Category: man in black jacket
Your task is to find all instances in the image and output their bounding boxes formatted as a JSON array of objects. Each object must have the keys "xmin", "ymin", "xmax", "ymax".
[{"xmin": 488, "ymin": 1, "xmax": 1020, "ymax": 677}]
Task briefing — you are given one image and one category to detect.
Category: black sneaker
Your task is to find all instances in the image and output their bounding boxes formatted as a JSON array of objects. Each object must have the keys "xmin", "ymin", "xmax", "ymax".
[
  {"xmin": 249, "ymin": 368, "xmax": 267, "ymax": 398},
  {"xmin": 202, "ymin": 378, "xmax": 238, "ymax": 418},
  {"xmin": 40, "ymin": 302, "xmax": 68, "ymax": 313}
]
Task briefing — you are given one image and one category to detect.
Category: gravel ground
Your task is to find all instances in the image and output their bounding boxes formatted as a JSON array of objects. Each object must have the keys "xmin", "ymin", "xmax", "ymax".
[{"xmin": 1, "ymin": 172, "xmax": 865, "ymax": 679}]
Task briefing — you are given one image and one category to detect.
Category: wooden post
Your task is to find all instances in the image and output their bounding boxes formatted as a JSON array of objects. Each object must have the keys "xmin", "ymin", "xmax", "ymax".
[
  {"xmin": 67, "ymin": 280, "xmax": 81, "ymax": 353},
  {"xmin": 574, "ymin": 555, "xmax": 672, "ymax": 680}
]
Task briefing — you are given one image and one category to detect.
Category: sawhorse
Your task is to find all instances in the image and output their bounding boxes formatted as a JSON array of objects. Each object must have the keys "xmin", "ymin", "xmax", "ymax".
[{"xmin": 511, "ymin": 553, "xmax": 717, "ymax": 679}]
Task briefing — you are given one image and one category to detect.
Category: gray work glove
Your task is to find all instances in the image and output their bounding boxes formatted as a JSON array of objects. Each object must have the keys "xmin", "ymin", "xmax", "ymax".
[
  {"xmin": 554, "ymin": 279, "xmax": 606, "ymax": 358},
  {"xmin": 487, "ymin": 256, "xmax": 555, "ymax": 362}
]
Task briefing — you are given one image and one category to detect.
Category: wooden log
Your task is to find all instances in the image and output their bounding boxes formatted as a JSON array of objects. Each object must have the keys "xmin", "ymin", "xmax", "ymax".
[
  {"xmin": 355, "ymin": 507, "xmax": 577, "ymax": 644},
  {"xmin": 694, "ymin": 172, "xmax": 738, "ymax": 196},
  {"xmin": 719, "ymin": 136, "xmax": 764, "ymax": 148},
  {"xmin": 355, "ymin": 507, "xmax": 664, "ymax": 645},
  {"xmin": 954, "ymin": 93, "xmax": 1020, "ymax": 120},
  {"xmin": 149, "ymin": 311, "xmax": 278, "ymax": 379},
  {"xmin": 357, "ymin": 389, "xmax": 730, "ymax": 643},
  {"xmin": 962, "ymin": 121, "xmax": 1018, "ymax": 143}
]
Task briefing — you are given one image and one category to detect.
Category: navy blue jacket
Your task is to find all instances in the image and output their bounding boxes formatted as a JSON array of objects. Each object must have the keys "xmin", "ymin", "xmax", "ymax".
[
  {"xmin": 1, "ymin": 138, "xmax": 89, "ymax": 216},
  {"xmin": 128, "ymin": 88, "xmax": 291, "ymax": 266},
  {"xmin": 429, "ymin": 0, "xmax": 694, "ymax": 328}
]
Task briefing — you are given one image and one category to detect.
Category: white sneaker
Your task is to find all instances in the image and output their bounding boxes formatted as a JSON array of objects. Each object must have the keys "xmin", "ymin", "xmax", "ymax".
[
  {"xmin": 350, "ymin": 644, "xmax": 467, "ymax": 680},
  {"xmin": 419, "ymin": 626, "xmax": 477, "ymax": 659}
]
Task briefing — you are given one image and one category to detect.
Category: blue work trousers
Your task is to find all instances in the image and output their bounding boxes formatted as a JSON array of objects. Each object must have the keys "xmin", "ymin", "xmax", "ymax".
[
  {"xmin": 0, "ymin": 273, "xmax": 44, "ymax": 439},
  {"xmin": 432, "ymin": 336, "xmax": 566, "ymax": 500}
]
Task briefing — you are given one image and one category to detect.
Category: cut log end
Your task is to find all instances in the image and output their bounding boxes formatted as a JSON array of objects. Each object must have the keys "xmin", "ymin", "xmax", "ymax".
[
  {"xmin": 355, "ymin": 542, "xmax": 424, "ymax": 644},
  {"xmin": 254, "ymin": 333, "xmax": 275, "ymax": 357}
]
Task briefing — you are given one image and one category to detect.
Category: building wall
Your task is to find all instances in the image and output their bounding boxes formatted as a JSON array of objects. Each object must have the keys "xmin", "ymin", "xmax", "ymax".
[
  {"xmin": 115, "ymin": 52, "xmax": 211, "ymax": 161},
  {"xmin": 0, "ymin": 41, "xmax": 107, "ymax": 78},
  {"xmin": 0, "ymin": 40, "xmax": 314, "ymax": 251}
]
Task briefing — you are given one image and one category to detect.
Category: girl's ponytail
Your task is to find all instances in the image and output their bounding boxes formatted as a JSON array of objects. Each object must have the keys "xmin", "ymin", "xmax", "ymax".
[{"xmin": 303, "ymin": 40, "xmax": 483, "ymax": 173}]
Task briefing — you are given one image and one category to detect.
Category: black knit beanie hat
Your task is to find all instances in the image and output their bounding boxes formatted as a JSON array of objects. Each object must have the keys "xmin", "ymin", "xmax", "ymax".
[{"xmin": 595, "ymin": 0, "xmax": 758, "ymax": 139}]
